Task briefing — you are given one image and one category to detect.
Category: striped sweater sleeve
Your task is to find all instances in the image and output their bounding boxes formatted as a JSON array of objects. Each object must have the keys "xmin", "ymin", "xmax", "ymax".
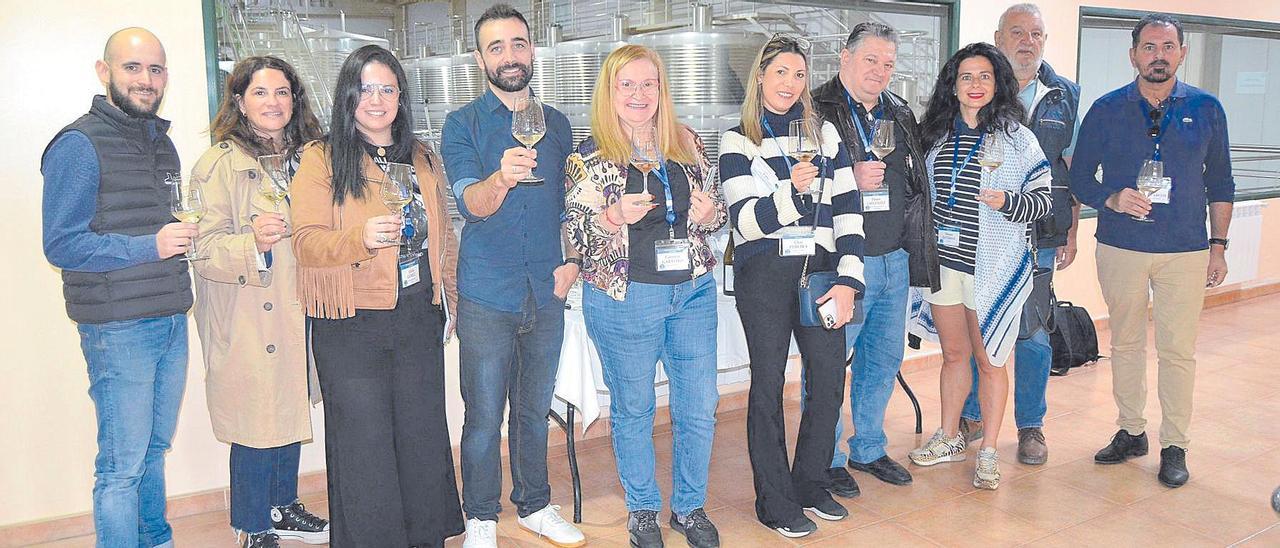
[
  {"xmin": 719, "ymin": 129, "xmax": 811, "ymax": 242},
  {"xmin": 824, "ymin": 122, "xmax": 866, "ymax": 292},
  {"xmin": 998, "ymin": 131, "xmax": 1052, "ymax": 223}
]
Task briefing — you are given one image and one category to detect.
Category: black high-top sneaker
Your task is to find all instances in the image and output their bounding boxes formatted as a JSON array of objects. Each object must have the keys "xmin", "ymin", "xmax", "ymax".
[{"xmin": 270, "ymin": 501, "xmax": 330, "ymax": 544}]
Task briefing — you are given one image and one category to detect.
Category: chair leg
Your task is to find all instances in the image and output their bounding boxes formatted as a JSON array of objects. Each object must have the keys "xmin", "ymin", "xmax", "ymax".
[
  {"xmin": 897, "ymin": 372, "xmax": 923, "ymax": 434},
  {"xmin": 546, "ymin": 405, "xmax": 584, "ymax": 523}
]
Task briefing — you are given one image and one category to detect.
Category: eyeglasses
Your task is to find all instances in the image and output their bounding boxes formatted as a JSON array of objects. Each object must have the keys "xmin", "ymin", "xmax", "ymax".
[
  {"xmin": 617, "ymin": 79, "xmax": 660, "ymax": 97},
  {"xmin": 360, "ymin": 83, "xmax": 400, "ymax": 99},
  {"xmin": 767, "ymin": 33, "xmax": 812, "ymax": 53},
  {"xmin": 1147, "ymin": 107, "xmax": 1163, "ymax": 138}
]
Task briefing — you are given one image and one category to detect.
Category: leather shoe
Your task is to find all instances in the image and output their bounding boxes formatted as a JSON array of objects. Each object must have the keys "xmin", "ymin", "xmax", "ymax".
[
  {"xmin": 1158, "ymin": 446, "xmax": 1189, "ymax": 488},
  {"xmin": 848, "ymin": 455, "xmax": 913, "ymax": 485},
  {"xmin": 823, "ymin": 467, "xmax": 860, "ymax": 498},
  {"xmin": 1017, "ymin": 427, "xmax": 1048, "ymax": 465},
  {"xmin": 1094, "ymin": 429, "xmax": 1148, "ymax": 464}
]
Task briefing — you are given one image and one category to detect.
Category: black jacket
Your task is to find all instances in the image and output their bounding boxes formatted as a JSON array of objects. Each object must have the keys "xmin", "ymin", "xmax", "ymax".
[
  {"xmin": 1025, "ymin": 61, "xmax": 1081, "ymax": 249},
  {"xmin": 813, "ymin": 77, "xmax": 940, "ymax": 291}
]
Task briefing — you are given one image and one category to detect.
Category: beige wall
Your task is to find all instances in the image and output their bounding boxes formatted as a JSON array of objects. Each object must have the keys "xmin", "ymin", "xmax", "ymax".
[{"xmin": 4, "ymin": 0, "xmax": 1280, "ymax": 529}]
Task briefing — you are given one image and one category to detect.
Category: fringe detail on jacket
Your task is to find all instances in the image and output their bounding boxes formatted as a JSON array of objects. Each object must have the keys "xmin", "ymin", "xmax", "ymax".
[{"xmin": 297, "ymin": 264, "xmax": 356, "ymax": 319}]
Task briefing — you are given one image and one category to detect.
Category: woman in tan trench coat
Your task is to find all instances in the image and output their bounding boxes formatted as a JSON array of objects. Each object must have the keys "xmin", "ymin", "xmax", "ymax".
[{"xmin": 191, "ymin": 56, "xmax": 330, "ymax": 548}]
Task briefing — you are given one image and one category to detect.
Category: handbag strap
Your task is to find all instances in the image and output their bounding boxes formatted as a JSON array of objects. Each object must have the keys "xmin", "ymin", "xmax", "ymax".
[{"xmin": 798, "ymin": 158, "xmax": 828, "ymax": 286}]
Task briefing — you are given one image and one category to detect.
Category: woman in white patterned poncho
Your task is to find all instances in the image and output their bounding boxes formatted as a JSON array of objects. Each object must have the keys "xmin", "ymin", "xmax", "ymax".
[{"xmin": 906, "ymin": 42, "xmax": 1051, "ymax": 491}]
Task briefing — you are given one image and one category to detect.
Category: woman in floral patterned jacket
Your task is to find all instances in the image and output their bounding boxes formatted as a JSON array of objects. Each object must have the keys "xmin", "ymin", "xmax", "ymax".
[{"xmin": 562, "ymin": 44, "xmax": 727, "ymax": 547}]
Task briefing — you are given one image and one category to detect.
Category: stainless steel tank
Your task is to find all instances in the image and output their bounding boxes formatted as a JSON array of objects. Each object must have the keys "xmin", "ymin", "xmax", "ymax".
[
  {"xmin": 551, "ymin": 40, "xmax": 626, "ymax": 105},
  {"xmin": 449, "ymin": 52, "xmax": 487, "ymax": 105},
  {"xmin": 631, "ymin": 29, "xmax": 766, "ymax": 106}
]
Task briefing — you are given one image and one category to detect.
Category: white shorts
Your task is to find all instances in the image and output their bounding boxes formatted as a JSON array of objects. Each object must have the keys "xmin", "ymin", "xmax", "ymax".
[{"xmin": 922, "ymin": 266, "xmax": 976, "ymax": 310}]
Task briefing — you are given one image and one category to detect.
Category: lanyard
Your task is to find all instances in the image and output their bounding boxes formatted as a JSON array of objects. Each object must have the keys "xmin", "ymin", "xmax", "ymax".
[
  {"xmin": 947, "ymin": 125, "xmax": 984, "ymax": 209},
  {"xmin": 761, "ymin": 116, "xmax": 795, "ymax": 172},
  {"xmin": 1142, "ymin": 100, "xmax": 1175, "ymax": 161},
  {"xmin": 649, "ymin": 161, "xmax": 678, "ymax": 238},
  {"xmin": 844, "ymin": 89, "xmax": 876, "ymax": 161}
]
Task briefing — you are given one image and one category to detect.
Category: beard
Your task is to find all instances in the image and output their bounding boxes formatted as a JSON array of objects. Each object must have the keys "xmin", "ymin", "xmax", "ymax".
[
  {"xmin": 1140, "ymin": 61, "xmax": 1174, "ymax": 84},
  {"xmin": 109, "ymin": 78, "xmax": 162, "ymax": 118},
  {"xmin": 484, "ymin": 60, "xmax": 533, "ymax": 93}
]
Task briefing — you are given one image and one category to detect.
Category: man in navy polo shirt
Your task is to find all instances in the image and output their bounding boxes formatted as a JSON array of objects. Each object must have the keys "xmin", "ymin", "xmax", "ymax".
[
  {"xmin": 441, "ymin": 4, "xmax": 584, "ymax": 547},
  {"xmin": 1070, "ymin": 12, "xmax": 1233, "ymax": 489}
]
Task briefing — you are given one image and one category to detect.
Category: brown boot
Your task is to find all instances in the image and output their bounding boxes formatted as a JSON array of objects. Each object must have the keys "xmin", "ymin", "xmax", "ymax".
[
  {"xmin": 1017, "ymin": 427, "xmax": 1048, "ymax": 465},
  {"xmin": 959, "ymin": 417, "xmax": 983, "ymax": 445}
]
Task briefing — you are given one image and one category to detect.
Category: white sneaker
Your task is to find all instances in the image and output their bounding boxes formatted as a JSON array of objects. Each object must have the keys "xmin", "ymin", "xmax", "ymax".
[
  {"xmin": 462, "ymin": 518, "xmax": 498, "ymax": 548},
  {"xmin": 973, "ymin": 447, "xmax": 1002, "ymax": 490},
  {"xmin": 517, "ymin": 505, "xmax": 585, "ymax": 547},
  {"xmin": 908, "ymin": 428, "xmax": 967, "ymax": 466}
]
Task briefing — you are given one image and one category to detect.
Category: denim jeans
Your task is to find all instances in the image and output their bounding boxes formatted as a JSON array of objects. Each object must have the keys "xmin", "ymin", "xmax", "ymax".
[
  {"xmin": 230, "ymin": 443, "xmax": 300, "ymax": 534},
  {"xmin": 828, "ymin": 249, "xmax": 911, "ymax": 466},
  {"xmin": 77, "ymin": 313, "xmax": 187, "ymax": 548},
  {"xmin": 962, "ymin": 247, "xmax": 1057, "ymax": 428},
  {"xmin": 458, "ymin": 290, "xmax": 563, "ymax": 520},
  {"xmin": 583, "ymin": 275, "xmax": 719, "ymax": 515}
]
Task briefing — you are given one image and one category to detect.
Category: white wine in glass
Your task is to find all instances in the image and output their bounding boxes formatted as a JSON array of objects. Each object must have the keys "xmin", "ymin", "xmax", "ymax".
[
  {"xmin": 1132, "ymin": 159, "xmax": 1164, "ymax": 223},
  {"xmin": 512, "ymin": 95, "xmax": 546, "ymax": 184},
  {"xmin": 789, "ymin": 117, "xmax": 822, "ymax": 196},
  {"xmin": 169, "ymin": 174, "xmax": 208, "ymax": 261},
  {"xmin": 979, "ymin": 134, "xmax": 1004, "ymax": 172},
  {"xmin": 869, "ymin": 119, "xmax": 895, "ymax": 160},
  {"xmin": 631, "ymin": 125, "xmax": 661, "ymax": 175},
  {"xmin": 257, "ymin": 154, "xmax": 289, "ymax": 211}
]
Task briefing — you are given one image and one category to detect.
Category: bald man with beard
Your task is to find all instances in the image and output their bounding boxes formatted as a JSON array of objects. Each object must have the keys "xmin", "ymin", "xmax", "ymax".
[{"xmin": 42, "ymin": 28, "xmax": 195, "ymax": 548}]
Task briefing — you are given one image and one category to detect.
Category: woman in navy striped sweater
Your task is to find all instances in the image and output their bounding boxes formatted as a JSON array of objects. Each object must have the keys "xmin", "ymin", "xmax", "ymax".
[
  {"xmin": 719, "ymin": 34, "xmax": 866, "ymax": 539},
  {"xmin": 906, "ymin": 43, "xmax": 1051, "ymax": 491}
]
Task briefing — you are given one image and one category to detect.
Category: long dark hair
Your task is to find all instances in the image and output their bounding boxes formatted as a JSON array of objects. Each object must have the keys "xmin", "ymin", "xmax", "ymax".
[
  {"xmin": 209, "ymin": 56, "xmax": 322, "ymax": 157},
  {"xmin": 326, "ymin": 44, "xmax": 419, "ymax": 205},
  {"xmin": 919, "ymin": 42, "xmax": 1026, "ymax": 146}
]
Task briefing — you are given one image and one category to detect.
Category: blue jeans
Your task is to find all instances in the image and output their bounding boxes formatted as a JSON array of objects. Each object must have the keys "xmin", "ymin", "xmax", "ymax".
[
  {"xmin": 802, "ymin": 249, "xmax": 910, "ymax": 467},
  {"xmin": 962, "ymin": 247, "xmax": 1057, "ymax": 428},
  {"xmin": 230, "ymin": 443, "xmax": 301, "ymax": 533},
  {"xmin": 583, "ymin": 275, "xmax": 719, "ymax": 515},
  {"xmin": 458, "ymin": 290, "xmax": 564, "ymax": 520},
  {"xmin": 77, "ymin": 314, "xmax": 187, "ymax": 548}
]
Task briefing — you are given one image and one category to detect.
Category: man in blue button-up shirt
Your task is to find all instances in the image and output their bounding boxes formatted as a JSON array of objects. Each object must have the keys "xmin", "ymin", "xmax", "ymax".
[
  {"xmin": 440, "ymin": 5, "xmax": 584, "ymax": 547},
  {"xmin": 1070, "ymin": 13, "xmax": 1233, "ymax": 489}
]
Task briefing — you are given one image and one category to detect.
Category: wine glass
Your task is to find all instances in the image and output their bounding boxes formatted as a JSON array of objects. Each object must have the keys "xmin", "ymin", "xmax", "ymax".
[
  {"xmin": 511, "ymin": 95, "xmax": 546, "ymax": 184},
  {"xmin": 630, "ymin": 124, "xmax": 661, "ymax": 175},
  {"xmin": 869, "ymin": 119, "xmax": 895, "ymax": 160},
  {"xmin": 380, "ymin": 162, "xmax": 415, "ymax": 247},
  {"xmin": 1133, "ymin": 159, "xmax": 1164, "ymax": 223},
  {"xmin": 979, "ymin": 133, "xmax": 1004, "ymax": 172},
  {"xmin": 257, "ymin": 154, "xmax": 289, "ymax": 212},
  {"xmin": 789, "ymin": 117, "xmax": 822, "ymax": 196},
  {"xmin": 169, "ymin": 174, "xmax": 208, "ymax": 261}
]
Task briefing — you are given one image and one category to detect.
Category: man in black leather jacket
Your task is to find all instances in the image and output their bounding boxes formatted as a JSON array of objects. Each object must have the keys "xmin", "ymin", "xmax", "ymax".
[{"xmin": 806, "ymin": 22, "xmax": 939, "ymax": 494}]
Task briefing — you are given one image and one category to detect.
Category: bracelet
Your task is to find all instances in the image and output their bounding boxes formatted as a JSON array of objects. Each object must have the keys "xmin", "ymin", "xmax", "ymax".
[{"xmin": 563, "ymin": 257, "xmax": 582, "ymax": 267}]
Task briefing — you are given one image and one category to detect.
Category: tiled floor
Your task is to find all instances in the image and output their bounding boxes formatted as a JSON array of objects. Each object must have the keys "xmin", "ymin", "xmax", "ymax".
[{"xmin": 32, "ymin": 294, "xmax": 1280, "ymax": 547}]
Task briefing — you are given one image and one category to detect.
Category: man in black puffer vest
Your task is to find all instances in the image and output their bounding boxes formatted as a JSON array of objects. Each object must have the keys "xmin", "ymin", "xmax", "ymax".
[{"xmin": 41, "ymin": 28, "xmax": 195, "ymax": 548}]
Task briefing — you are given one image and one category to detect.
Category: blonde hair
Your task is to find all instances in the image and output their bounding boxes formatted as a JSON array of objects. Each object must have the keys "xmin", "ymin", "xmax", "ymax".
[
  {"xmin": 740, "ymin": 36, "xmax": 818, "ymax": 146},
  {"xmin": 589, "ymin": 45, "xmax": 696, "ymax": 166}
]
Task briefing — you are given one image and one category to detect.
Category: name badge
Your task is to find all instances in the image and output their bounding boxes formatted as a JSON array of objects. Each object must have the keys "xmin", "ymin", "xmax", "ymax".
[
  {"xmin": 862, "ymin": 188, "xmax": 891, "ymax": 212},
  {"xmin": 1149, "ymin": 177, "xmax": 1172, "ymax": 204},
  {"xmin": 779, "ymin": 226, "xmax": 816, "ymax": 257},
  {"xmin": 655, "ymin": 239, "xmax": 692, "ymax": 271},
  {"xmin": 399, "ymin": 257, "xmax": 421, "ymax": 288},
  {"xmin": 938, "ymin": 226, "xmax": 961, "ymax": 248}
]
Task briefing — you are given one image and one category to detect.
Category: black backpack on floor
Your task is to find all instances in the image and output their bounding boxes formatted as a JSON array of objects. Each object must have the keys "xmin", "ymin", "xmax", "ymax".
[{"xmin": 1049, "ymin": 300, "xmax": 1102, "ymax": 375}]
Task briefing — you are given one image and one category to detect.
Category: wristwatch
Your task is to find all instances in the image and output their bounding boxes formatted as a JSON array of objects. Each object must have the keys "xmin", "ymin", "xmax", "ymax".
[{"xmin": 1209, "ymin": 237, "xmax": 1229, "ymax": 249}]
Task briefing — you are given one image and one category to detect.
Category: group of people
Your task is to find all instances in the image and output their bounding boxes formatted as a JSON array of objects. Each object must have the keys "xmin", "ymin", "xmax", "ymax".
[{"xmin": 41, "ymin": 3, "xmax": 1234, "ymax": 547}]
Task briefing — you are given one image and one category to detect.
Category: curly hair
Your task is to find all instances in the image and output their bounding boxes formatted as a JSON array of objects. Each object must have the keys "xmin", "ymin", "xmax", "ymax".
[
  {"xmin": 209, "ymin": 56, "xmax": 323, "ymax": 157},
  {"xmin": 919, "ymin": 42, "xmax": 1026, "ymax": 146}
]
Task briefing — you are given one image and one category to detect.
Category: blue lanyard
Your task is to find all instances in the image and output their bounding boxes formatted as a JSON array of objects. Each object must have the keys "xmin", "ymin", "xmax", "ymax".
[
  {"xmin": 947, "ymin": 126, "xmax": 984, "ymax": 209},
  {"xmin": 1142, "ymin": 100, "xmax": 1175, "ymax": 161},
  {"xmin": 761, "ymin": 116, "xmax": 795, "ymax": 172},
  {"xmin": 649, "ymin": 161, "xmax": 678, "ymax": 236},
  {"xmin": 844, "ymin": 89, "xmax": 876, "ymax": 161}
]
